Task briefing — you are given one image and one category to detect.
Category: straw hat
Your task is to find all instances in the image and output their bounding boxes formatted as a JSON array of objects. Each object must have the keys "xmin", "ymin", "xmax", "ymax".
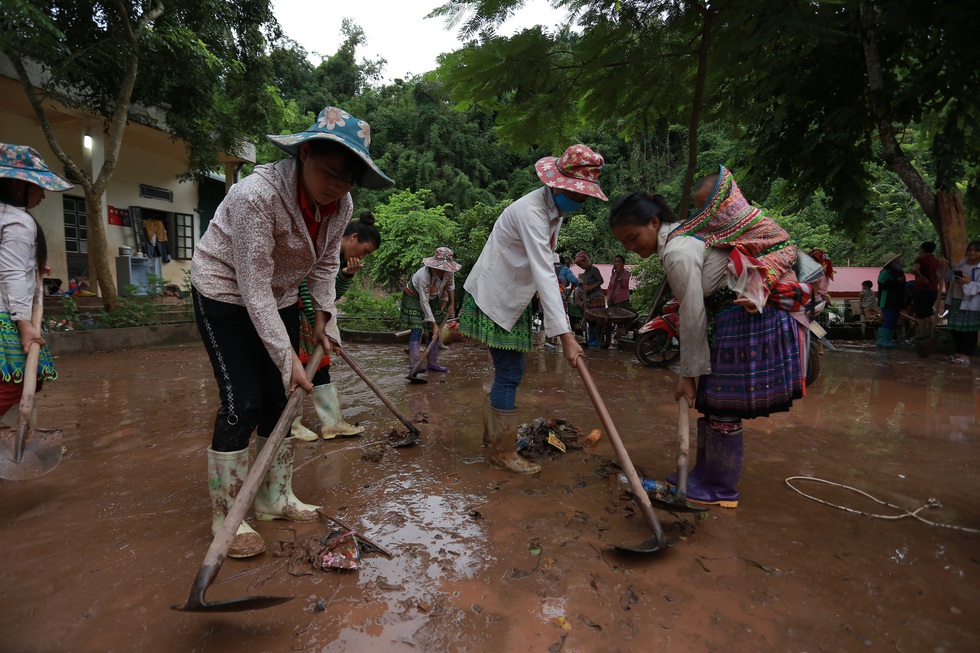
[
  {"xmin": 0, "ymin": 144, "xmax": 73, "ymax": 191},
  {"xmin": 423, "ymin": 247, "xmax": 461, "ymax": 272},
  {"xmin": 881, "ymin": 252, "xmax": 901, "ymax": 267},
  {"xmin": 266, "ymin": 106, "xmax": 393, "ymax": 190},
  {"xmin": 535, "ymin": 144, "xmax": 607, "ymax": 201}
]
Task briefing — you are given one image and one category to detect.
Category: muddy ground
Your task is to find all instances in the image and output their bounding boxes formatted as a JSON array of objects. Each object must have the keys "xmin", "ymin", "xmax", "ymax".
[{"xmin": 0, "ymin": 338, "xmax": 977, "ymax": 652}]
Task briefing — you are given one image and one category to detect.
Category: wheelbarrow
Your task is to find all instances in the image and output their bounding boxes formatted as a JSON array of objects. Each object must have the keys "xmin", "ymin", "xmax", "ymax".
[{"xmin": 584, "ymin": 307, "xmax": 637, "ymax": 348}]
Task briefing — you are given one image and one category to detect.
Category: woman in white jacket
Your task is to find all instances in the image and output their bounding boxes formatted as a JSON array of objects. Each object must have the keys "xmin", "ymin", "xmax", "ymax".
[
  {"xmin": 191, "ymin": 107, "xmax": 393, "ymax": 558},
  {"xmin": 945, "ymin": 240, "xmax": 980, "ymax": 365},
  {"xmin": 0, "ymin": 144, "xmax": 68, "ymax": 419},
  {"xmin": 460, "ymin": 145, "xmax": 606, "ymax": 474}
]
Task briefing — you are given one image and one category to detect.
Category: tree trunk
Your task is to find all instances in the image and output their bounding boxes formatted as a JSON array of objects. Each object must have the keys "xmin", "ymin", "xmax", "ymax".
[
  {"xmin": 859, "ymin": 0, "xmax": 946, "ymax": 236},
  {"xmin": 681, "ymin": 4, "xmax": 716, "ymax": 220},
  {"xmin": 937, "ymin": 189, "xmax": 968, "ymax": 261},
  {"xmin": 85, "ymin": 194, "xmax": 117, "ymax": 305}
]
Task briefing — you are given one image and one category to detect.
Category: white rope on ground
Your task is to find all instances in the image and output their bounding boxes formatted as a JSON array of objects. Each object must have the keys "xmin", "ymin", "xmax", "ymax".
[{"xmin": 784, "ymin": 476, "xmax": 980, "ymax": 535}]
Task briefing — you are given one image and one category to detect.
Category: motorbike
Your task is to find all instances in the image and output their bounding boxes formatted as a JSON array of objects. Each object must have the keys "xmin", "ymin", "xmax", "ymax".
[{"xmin": 635, "ymin": 298, "xmax": 680, "ymax": 368}]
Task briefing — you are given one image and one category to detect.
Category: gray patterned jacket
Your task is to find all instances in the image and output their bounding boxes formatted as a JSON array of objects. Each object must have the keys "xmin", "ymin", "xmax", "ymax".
[{"xmin": 191, "ymin": 158, "xmax": 349, "ymax": 391}]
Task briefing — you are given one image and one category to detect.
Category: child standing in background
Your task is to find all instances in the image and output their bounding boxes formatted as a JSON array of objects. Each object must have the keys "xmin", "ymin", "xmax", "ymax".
[{"xmin": 859, "ymin": 280, "xmax": 882, "ymax": 322}]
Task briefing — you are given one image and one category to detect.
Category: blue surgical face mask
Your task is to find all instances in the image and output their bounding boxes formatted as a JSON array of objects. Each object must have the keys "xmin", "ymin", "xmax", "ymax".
[{"xmin": 553, "ymin": 191, "xmax": 585, "ymax": 213}]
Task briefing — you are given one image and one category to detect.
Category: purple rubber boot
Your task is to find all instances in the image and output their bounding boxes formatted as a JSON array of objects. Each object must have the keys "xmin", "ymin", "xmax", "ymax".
[
  {"xmin": 686, "ymin": 425, "xmax": 743, "ymax": 508},
  {"xmin": 427, "ymin": 341, "xmax": 448, "ymax": 372}
]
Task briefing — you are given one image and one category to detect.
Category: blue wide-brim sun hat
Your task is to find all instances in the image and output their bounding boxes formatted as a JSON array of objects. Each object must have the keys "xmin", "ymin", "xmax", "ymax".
[
  {"xmin": 266, "ymin": 106, "xmax": 394, "ymax": 190},
  {"xmin": 0, "ymin": 143, "xmax": 74, "ymax": 192}
]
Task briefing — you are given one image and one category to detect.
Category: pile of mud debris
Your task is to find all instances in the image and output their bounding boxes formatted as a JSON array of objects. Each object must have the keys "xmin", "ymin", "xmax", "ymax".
[{"xmin": 516, "ymin": 417, "xmax": 596, "ymax": 460}]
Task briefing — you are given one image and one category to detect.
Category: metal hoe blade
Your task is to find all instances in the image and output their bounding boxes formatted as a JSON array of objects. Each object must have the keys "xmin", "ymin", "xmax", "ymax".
[
  {"xmin": 0, "ymin": 428, "xmax": 63, "ymax": 480},
  {"xmin": 171, "ymin": 559, "xmax": 294, "ymax": 612}
]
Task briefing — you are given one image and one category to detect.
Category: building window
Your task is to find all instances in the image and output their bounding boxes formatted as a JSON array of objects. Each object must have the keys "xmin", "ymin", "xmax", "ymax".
[
  {"xmin": 173, "ymin": 213, "xmax": 194, "ymax": 260},
  {"xmin": 63, "ymin": 195, "xmax": 87, "ymax": 253}
]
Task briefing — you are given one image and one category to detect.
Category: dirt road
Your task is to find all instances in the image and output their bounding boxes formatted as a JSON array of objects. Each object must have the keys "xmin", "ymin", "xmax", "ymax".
[{"xmin": 1, "ymin": 340, "xmax": 977, "ymax": 652}]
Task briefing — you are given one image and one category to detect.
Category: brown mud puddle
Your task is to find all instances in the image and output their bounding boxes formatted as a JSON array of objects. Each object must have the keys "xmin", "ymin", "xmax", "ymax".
[{"xmin": 1, "ymin": 340, "xmax": 977, "ymax": 651}]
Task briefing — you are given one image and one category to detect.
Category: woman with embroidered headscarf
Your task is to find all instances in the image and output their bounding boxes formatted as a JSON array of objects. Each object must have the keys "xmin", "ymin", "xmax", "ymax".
[
  {"xmin": 461, "ymin": 144, "xmax": 607, "ymax": 474},
  {"xmin": 608, "ymin": 166, "xmax": 808, "ymax": 508},
  {"xmin": 191, "ymin": 106, "xmax": 393, "ymax": 558},
  {"xmin": 0, "ymin": 145, "xmax": 68, "ymax": 420}
]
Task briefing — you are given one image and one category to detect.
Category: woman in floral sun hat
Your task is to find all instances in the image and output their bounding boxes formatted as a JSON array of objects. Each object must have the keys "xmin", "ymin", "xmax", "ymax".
[
  {"xmin": 190, "ymin": 106, "xmax": 393, "ymax": 559},
  {"xmin": 0, "ymin": 144, "xmax": 69, "ymax": 421},
  {"xmin": 400, "ymin": 247, "xmax": 462, "ymax": 374},
  {"xmin": 460, "ymin": 144, "xmax": 607, "ymax": 474}
]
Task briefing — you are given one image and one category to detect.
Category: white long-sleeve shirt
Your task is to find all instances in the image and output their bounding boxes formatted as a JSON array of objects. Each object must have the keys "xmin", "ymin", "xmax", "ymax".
[
  {"xmin": 947, "ymin": 259, "xmax": 980, "ymax": 312},
  {"xmin": 464, "ymin": 186, "xmax": 570, "ymax": 337},
  {"xmin": 658, "ymin": 221, "xmax": 732, "ymax": 378},
  {"xmin": 408, "ymin": 266, "xmax": 455, "ymax": 323},
  {"xmin": 0, "ymin": 203, "xmax": 40, "ymax": 322}
]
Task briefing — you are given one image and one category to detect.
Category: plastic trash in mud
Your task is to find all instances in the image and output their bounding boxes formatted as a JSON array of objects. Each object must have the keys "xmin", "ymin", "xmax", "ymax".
[
  {"xmin": 514, "ymin": 417, "xmax": 586, "ymax": 460},
  {"xmin": 318, "ymin": 530, "xmax": 361, "ymax": 571}
]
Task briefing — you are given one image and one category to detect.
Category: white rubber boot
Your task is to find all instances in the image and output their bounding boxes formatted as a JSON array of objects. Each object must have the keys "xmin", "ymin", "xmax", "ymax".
[
  {"xmin": 313, "ymin": 383, "xmax": 365, "ymax": 439},
  {"xmin": 254, "ymin": 436, "xmax": 320, "ymax": 522},
  {"xmin": 207, "ymin": 447, "xmax": 266, "ymax": 558},
  {"xmin": 290, "ymin": 412, "xmax": 319, "ymax": 442}
]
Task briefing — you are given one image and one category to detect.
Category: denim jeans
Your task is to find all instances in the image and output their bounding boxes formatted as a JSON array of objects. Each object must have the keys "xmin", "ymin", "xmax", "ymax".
[{"xmin": 489, "ymin": 347, "xmax": 526, "ymax": 410}]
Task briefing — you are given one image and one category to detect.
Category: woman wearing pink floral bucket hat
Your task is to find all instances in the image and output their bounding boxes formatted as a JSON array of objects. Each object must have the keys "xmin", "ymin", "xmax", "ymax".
[
  {"xmin": 0, "ymin": 144, "xmax": 69, "ymax": 422},
  {"xmin": 190, "ymin": 106, "xmax": 393, "ymax": 559},
  {"xmin": 400, "ymin": 247, "xmax": 462, "ymax": 375},
  {"xmin": 460, "ymin": 144, "xmax": 607, "ymax": 474}
]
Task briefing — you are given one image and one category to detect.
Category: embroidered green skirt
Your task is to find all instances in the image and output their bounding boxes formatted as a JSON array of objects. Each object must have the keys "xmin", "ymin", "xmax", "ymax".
[
  {"xmin": 0, "ymin": 312, "xmax": 58, "ymax": 383},
  {"xmin": 459, "ymin": 293, "xmax": 534, "ymax": 352},
  {"xmin": 399, "ymin": 289, "xmax": 446, "ymax": 329}
]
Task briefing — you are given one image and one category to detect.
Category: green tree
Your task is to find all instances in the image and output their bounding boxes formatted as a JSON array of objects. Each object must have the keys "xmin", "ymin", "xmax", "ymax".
[
  {"xmin": 432, "ymin": 0, "xmax": 978, "ymax": 256},
  {"xmin": 1, "ymin": 0, "xmax": 283, "ymax": 308},
  {"xmin": 370, "ymin": 189, "xmax": 458, "ymax": 290}
]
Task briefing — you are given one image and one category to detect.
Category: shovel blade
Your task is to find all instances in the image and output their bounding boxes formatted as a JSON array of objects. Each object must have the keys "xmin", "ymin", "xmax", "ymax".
[
  {"xmin": 389, "ymin": 432, "xmax": 421, "ymax": 448},
  {"xmin": 0, "ymin": 427, "xmax": 63, "ymax": 480},
  {"xmin": 612, "ymin": 535, "xmax": 670, "ymax": 554},
  {"xmin": 171, "ymin": 594, "xmax": 294, "ymax": 613}
]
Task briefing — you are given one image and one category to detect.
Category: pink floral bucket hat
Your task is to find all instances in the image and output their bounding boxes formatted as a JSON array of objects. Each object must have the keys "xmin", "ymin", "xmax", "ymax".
[
  {"xmin": 535, "ymin": 144, "xmax": 607, "ymax": 201},
  {"xmin": 266, "ymin": 106, "xmax": 394, "ymax": 190},
  {"xmin": 0, "ymin": 144, "xmax": 74, "ymax": 191},
  {"xmin": 423, "ymin": 247, "xmax": 462, "ymax": 272}
]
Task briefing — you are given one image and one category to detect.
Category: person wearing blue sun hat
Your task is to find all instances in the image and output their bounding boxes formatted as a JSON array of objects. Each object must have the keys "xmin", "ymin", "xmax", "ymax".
[
  {"xmin": 190, "ymin": 106, "xmax": 393, "ymax": 559},
  {"xmin": 0, "ymin": 144, "xmax": 70, "ymax": 422}
]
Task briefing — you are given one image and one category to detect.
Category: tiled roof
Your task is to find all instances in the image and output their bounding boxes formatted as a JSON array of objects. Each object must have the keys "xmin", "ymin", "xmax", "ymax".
[{"xmin": 828, "ymin": 267, "xmax": 913, "ymax": 297}]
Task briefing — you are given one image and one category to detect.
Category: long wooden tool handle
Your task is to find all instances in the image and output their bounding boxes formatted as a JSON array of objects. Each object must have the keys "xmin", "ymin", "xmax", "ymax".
[
  {"xmin": 187, "ymin": 346, "xmax": 324, "ymax": 595},
  {"xmin": 15, "ymin": 278, "xmax": 45, "ymax": 462},
  {"xmin": 575, "ymin": 357, "xmax": 666, "ymax": 543},
  {"xmin": 408, "ymin": 311, "xmax": 451, "ymax": 377},
  {"xmin": 674, "ymin": 396, "xmax": 691, "ymax": 502},
  {"xmin": 335, "ymin": 347, "xmax": 420, "ymax": 437}
]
